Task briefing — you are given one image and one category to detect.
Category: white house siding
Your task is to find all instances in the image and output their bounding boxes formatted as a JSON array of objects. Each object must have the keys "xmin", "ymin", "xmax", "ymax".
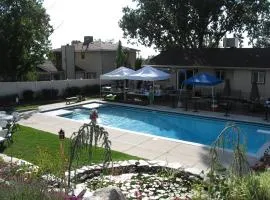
[
  {"xmin": 230, "ymin": 70, "xmax": 250, "ymax": 99},
  {"xmin": 61, "ymin": 45, "xmax": 75, "ymax": 79},
  {"xmin": 258, "ymin": 70, "xmax": 270, "ymax": 99},
  {"xmin": 228, "ymin": 69, "xmax": 270, "ymax": 99},
  {"xmin": 101, "ymin": 51, "xmax": 117, "ymax": 74},
  {"xmin": 128, "ymin": 51, "xmax": 137, "ymax": 68},
  {"xmin": 75, "ymin": 50, "xmax": 137, "ymax": 77},
  {"xmin": 75, "ymin": 52, "xmax": 102, "ymax": 77}
]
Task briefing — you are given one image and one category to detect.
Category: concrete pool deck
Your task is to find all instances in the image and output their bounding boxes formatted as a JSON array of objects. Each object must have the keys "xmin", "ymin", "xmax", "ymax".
[{"xmin": 19, "ymin": 99, "xmax": 267, "ymax": 171}]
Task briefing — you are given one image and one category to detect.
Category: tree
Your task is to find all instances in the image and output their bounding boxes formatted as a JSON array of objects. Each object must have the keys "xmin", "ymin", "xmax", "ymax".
[
  {"xmin": 115, "ymin": 40, "xmax": 131, "ymax": 67},
  {"xmin": 115, "ymin": 40, "xmax": 126, "ymax": 67},
  {"xmin": 119, "ymin": 0, "xmax": 270, "ymax": 50},
  {"xmin": 67, "ymin": 122, "xmax": 112, "ymax": 189},
  {"xmin": 0, "ymin": 0, "xmax": 53, "ymax": 81},
  {"xmin": 135, "ymin": 57, "xmax": 143, "ymax": 70},
  {"xmin": 250, "ymin": 20, "xmax": 270, "ymax": 47}
]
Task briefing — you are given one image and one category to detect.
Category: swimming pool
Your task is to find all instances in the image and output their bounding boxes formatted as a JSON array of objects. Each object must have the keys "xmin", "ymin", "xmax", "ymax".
[{"xmin": 57, "ymin": 103, "xmax": 270, "ymax": 155}]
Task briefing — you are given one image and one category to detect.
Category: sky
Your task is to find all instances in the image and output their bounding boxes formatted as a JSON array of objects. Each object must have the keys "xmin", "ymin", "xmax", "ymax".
[{"xmin": 43, "ymin": 0, "xmax": 158, "ymax": 58}]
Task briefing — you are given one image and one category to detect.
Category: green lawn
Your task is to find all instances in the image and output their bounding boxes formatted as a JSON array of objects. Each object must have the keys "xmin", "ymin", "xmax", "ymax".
[{"xmin": 1, "ymin": 126, "xmax": 139, "ymax": 168}]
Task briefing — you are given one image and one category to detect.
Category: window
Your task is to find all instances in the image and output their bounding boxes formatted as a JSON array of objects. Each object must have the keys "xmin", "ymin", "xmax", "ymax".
[
  {"xmin": 252, "ymin": 71, "xmax": 265, "ymax": 84},
  {"xmin": 86, "ymin": 72, "xmax": 97, "ymax": 79},
  {"xmin": 216, "ymin": 70, "xmax": 225, "ymax": 80}
]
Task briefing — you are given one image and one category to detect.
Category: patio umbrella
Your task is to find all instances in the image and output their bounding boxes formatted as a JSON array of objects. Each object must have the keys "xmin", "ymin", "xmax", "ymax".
[
  {"xmin": 250, "ymin": 81, "xmax": 260, "ymax": 101},
  {"xmin": 183, "ymin": 73, "xmax": 223, "ymax": 111}
]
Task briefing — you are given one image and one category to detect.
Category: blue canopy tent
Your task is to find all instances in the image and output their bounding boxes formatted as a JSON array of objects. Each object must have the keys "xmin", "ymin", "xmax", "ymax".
[{"xmin": 183, "ymin": 73, "xmax": 223, "ymax": 111}]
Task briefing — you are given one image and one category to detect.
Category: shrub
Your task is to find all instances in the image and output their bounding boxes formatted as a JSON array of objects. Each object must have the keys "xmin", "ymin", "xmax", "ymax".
[
  {"xmin": 0, "ymin": 180, "xmax": 62, "ymax": 200},
  {"xmin": 80, "ymin": 84, "xmax": 100, "ymax": 96},
  {"xmin": 23, "ymin": 90, "xmax": 34, "ymax": 101},
  {"xmin": 64, "ymin": 86, "xmax": 80, "ymax": 97},
  {"xmin": 0, "ymin": 94, "xmax": 17, "ymax": 106},
  {"xmin": 39, "ymin": 89, "xmax": 59, "ymax": 100}
]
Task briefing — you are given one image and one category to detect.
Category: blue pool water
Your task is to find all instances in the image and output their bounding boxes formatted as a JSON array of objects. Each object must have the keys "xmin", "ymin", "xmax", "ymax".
[{"xmin": 59, "ymin": 103, "xmax": 270, "ymax": 155}]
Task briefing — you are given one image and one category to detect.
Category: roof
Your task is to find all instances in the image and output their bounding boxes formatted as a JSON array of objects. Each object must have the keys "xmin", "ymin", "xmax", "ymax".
[
  {"xmin": 37, "ymin": 60, "xmax": 58, "ymax": 72},
  {"xmin": 53, "ymin": 41, "xmax": 139, "ymax": 53},
  {"xmin": 151, "ymin": 48, "xmax": 270, "ymax": 68}
]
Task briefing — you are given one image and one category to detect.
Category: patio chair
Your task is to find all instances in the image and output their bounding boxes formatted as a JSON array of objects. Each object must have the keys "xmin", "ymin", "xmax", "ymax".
[
  {"xmin": 219, "ymin": 101, "xmax": 232, "ymax": 116},
  {"xmin": 104, "ymin": 94, "xmax": 117, "ymax": 101}
]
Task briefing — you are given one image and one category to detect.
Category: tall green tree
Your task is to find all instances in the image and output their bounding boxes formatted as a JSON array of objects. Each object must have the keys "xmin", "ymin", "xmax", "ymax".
[
  {"xmin": 119, "ymin": 0, "xmax": 270, "ymax": 50},
  {"xmin": 0, "ymin": 0, "xmax": 53, "ymax": 81},
  {"xmin": 115, "ymin": 40, "xmax": 126, "ymax": 67}
]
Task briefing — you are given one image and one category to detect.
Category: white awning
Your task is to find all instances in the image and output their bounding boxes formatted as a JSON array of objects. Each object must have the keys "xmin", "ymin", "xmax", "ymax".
[
  {"xmin": 127, "ymin": 66, "xmax": 170, "ymax": 81},
  {"xmin": 100, "ymin": 66, "xmax": 135, "ymax": 80}
]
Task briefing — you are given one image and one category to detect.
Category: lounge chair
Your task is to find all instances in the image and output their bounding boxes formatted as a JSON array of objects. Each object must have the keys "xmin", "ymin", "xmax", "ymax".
[
  {"xmin": 66, "ymin": 95, "xmax": 84, "ymax": 105},
  {"xmin": 104, "ymin": 94, "xmax": 117, "ymax": 101}
]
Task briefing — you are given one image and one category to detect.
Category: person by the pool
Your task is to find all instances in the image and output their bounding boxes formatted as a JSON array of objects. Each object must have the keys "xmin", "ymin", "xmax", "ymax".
[{"xmin": 90, "ymin": 109, "xmax": 98, "ymax": 123}]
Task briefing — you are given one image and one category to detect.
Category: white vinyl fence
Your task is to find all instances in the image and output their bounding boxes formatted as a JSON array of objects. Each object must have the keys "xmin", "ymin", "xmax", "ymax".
[{"xmin": 0, "ymin": 79, "xmax": 102, "ymax": 97}]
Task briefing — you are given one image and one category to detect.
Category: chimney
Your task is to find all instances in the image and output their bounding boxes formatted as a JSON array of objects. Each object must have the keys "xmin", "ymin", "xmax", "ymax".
[
  {"xmin": 223, "ymin": 38, "xmax": 239, "ymax": 48},
  {"xmin": 83, "ymin": 36, "xmax": 93, "ymax": 46}
]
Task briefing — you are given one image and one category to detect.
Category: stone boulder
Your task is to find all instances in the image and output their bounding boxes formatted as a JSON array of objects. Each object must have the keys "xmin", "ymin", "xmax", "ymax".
[{"xmin": 90, "ymin": 186, "xmax": 126, "ymax": 200}]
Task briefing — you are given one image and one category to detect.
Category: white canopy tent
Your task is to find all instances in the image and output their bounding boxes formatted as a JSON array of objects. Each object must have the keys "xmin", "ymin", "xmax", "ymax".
[
  {"xmin": 127, "ymin": 66, "xmax": 170, "ymax": 81},
  {"xmin": 127, "ymin": 66, "xmax": 170, "ymax": 104},
  {"xmin": 100, "ymin": 66, "xmax": 135, "ymax": 80},
  {"xmin": 100, "ymin": 66, "xmax": 135, "ymax": 100}
]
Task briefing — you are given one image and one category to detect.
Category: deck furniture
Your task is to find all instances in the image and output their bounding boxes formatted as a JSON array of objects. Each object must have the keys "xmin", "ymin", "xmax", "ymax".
[
  {"xmin": 104, "ymin": 94, "xmax": 117, "ymax": 101},
  {"xmin": 65, "ymin": 95, "xmax": 84, "ymax": 105},
  {"xmin": 219, "ymin": 101, "xmax": 232, "ymax": 116},
  {"xmin": 66, "ymin": 97, "xmax": 78, "ymax": 104},
  {"xmin": 192, "ymin": 97, "xmax": 201, "ymax": 112}
]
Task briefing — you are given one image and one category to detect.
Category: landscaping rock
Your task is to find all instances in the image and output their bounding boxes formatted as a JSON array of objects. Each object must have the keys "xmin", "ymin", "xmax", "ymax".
[{"xmin": 91, "ymin": 186, "xmax": 126, "ymax": 200}]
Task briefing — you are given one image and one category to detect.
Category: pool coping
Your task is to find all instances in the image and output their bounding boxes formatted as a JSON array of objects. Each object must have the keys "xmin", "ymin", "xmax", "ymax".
[
  {"xmin": 40, "ymin": 99, "xmax": 270, "ymax": 127},
  {"xmin": 18, "ymin": 101, "xmax": 260, "ymax": 171},
  {"xmin": 53, "ymin": 113, "xmax": 259, "ymax": 159},
  {"xmin": 39, "ymin": 99, "xmax": 268, "ymax": 159}
]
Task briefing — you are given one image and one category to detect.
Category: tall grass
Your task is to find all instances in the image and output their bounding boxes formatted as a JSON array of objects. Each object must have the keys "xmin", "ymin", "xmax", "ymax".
[{"xmin": 226, "ymin": 171, "xmax": 270, "ymax": 200}]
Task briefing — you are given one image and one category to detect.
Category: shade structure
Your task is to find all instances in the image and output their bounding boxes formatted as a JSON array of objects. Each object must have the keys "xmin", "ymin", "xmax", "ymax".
[
  {"xmin": 127, "ymin": 66, "xmax": 170, "ymax": 81},
  {"xmin": 100, "ymin": 66, "xmax": 135, "ymax": 101},
  {"xmin": 182, "ymin": 73, "xmax": 223, "ymax": 111},
  {"xmin": 100, "ymin": 66, "xmax": 135, "ymax": 80},
  {"xmin": 183, "ymin": 72, "xmax": 222, "ymax": 86}
]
